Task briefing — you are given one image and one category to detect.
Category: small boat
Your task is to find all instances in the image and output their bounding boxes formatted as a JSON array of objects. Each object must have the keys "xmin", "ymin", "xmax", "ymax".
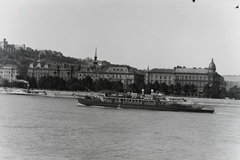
[
  {"xmin": 7, "ymin": 89, "xmax": 28, "ymax": 95},
  {"xmin": 77, "ymin": 91, "xmax": 215, "ymax": 113}
]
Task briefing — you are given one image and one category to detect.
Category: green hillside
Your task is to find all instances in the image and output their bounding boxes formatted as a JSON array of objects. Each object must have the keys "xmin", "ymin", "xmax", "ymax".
[{"xmin": 0, "ymin": 48, "xmax": 80, "ymax": 67}]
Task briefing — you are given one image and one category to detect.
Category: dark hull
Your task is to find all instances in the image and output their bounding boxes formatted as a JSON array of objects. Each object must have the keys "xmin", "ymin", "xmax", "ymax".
[{"xmin": 77, "ymin": 98, "xmax": 214, "ymax": 113}]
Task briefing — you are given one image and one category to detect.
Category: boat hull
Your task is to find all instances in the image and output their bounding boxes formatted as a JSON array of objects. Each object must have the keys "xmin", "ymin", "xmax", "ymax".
[{"xmin": 77, "ymin": 98, "xmax": 214, "ymax": 113}]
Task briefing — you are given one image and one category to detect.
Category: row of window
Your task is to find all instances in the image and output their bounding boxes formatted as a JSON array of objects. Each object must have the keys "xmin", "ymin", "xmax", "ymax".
[
  {"xmin": 151, "ymin": 75, "xmax": 172, "ymax": 80},
  {"xmin": 112, "ymin": 68, "xmax": 125, "ymax": 72},
  {"xmin": 0, "ymin": 71, "xmax": 16, "ymax": 74},
  {"xmin": 78, "ymin": 73, "xmax": 133, "ymax": 79},
  {"xmin": 151, "ymin": 80, "xmax": 172, "ymax": 85},
  {"xmin": 180, "ymin": 81, "xmax": 207, "ymax": 87},
  {"xmin": 176, "ymin": 75, "xmax": 211, "ymax": 80},
  {"xmin": 150, "ymin": 75, "xmax": 213, "ymax": 81}
]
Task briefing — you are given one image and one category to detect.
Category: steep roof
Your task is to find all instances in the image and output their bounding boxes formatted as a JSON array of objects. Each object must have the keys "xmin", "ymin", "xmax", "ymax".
[
  {"xmin": 175, "ymin": 68, "xmax": 208, "ymax": 74},
  {"xmin": 149, "ymin": 68, "xmax": 174, "ymax": 73}
]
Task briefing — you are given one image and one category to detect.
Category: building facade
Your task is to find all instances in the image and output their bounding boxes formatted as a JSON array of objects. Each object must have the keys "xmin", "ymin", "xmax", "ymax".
[
  {"xmin": 0, "ymin": 64, "xmax": 22, "ymax": 82},
  {"xmin": 77, "ymin": 49, "xmax": 145, "ymax": 89},
  {"xmin": 145, "ymin": 68, "xmax": 174, "ymax": 85},
  {"xmin": 28, "ymin": 53, "xmax": 80, "ymax": 81},
  {"xmin": 174, "ymin": 59, "xmax": 223, "ymax": 93},
  {"xmin": 145, "ymin": 59, "xmax": 223, "ymax": 95},
  {"xmin": 0, "ymin": 38, "xmax": 26, "ymax": 53}
]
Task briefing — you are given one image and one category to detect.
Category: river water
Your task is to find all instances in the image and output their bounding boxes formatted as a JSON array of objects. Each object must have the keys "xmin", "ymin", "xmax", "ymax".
[{"xmin": 0, "ymin": 94, "xmax": 240, "ymax": 160}]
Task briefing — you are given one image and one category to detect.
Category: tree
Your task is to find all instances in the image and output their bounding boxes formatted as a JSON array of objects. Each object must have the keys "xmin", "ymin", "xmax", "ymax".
[
  {"xmin": 66, "ymin": 78, "xmax": 79, "ymax": 91},
  {"xmin": 93, "ymin": 79, "xmax": 104, "ymax": 91},
  {"xmin": 189, "ymin": 84, "xmax": 197, "ymax": 96},
  {"xmin": 28, "ymin": 76, "xmax": 37, "ymax": 89},
  {"xmin": 128, "ymin": 83, "xmax": 139, "ymax": 93},
  {"xmin": 203, "ymin": 84, "xmax": 210, "ymax": 98},
  {"xmin": 174, "ymin": 83, "xmax": 182, "ymax": 95},
  {"xmin": 16, "ymin": 75, "xmax": 24, "ymax": 80},
  {"xmin": 160, "ymin": 82, "xmax": 169, "ymax": 94},
  {"xmin": 153, "ymin": 81, "xmax": 160, "ymax": 92},
  {"xmin": 182, "ymin": 84, "xmax": 190, "ymax": 96},
  {"xmin": 209, "ymin": 81, "xmax": 221, "ymax": 98},
  {"xmin": 112, "ymin": 81, "xmax": 123, "ymax": 92},
  {"xmin": 57, "ymin": 78, "xmax": 66, "ymax": 90},
  {"xmin": 168, "ymin": 84, "xmax": 174, "ymax": 95},
  {"xmin": 219, "ymin": 87, "xmax": 227, "ymax": 99},
  {"xmin": 145, "ymin": 83, "xmax": 154, "ymax": 94},
  {"xmin": 228, "ymin": 86, "xmax": 240, "ymax": 100},
  {"xmin": 138, "ymin": 82, "xmax": 146, "ymax": 94},
  {"xmin": 2, "ymin": 79, "xmax": 10, "ymax": 87}
]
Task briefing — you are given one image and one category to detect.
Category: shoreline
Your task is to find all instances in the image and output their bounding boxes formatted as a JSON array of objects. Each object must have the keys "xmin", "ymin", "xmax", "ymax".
[{"xmin": 1, "ymin": 87, "xmax": 239, "ymax": 103}]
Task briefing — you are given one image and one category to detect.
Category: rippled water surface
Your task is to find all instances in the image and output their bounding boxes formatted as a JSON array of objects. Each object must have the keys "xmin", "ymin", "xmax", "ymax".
[{"xmin": 0, "ymin": 94, "xmax": 240, "ymax": 160}]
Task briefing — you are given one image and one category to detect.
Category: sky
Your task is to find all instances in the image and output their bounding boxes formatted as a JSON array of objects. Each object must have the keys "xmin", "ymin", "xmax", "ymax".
[{"xmin": 0, "ymin": 0, "xmax": 239, "ymax": 75}]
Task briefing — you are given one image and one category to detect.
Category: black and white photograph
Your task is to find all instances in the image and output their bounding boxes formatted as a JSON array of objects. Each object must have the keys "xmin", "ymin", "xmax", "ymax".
[{"xmin": 0, "ymin": 0, "xmax": 240, "ymax": 159}]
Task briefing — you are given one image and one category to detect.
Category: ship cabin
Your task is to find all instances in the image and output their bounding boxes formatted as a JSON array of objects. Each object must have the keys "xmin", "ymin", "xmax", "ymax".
[
  {"xmin": 102, "ymin": 96, "xmax": 158, "ymax": 106},
  {"xmin": 166, "ymin": 97, "xmax": 186, "ymax": 102}
]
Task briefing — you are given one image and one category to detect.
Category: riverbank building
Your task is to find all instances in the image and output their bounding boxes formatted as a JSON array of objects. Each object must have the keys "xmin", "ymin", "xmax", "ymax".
[{"xmin": 145, "ymin": 59, "xmax": 223, "ymax": 96}]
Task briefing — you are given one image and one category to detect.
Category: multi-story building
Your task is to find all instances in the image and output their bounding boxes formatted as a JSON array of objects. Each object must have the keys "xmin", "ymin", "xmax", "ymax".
[
  {"xmin": 145, "ymin": 68, "xmax": 174, "ymax": 85},
  {"xmin": 99, "ymin": 64, "xmax": 145, "ymax": 88},
  {"xmin": 0, "ymin": 64, "xmax": 22, "ymax": 82},
  {"xmin": 145, "ymin": 59, "xmax": 223, "ymax": 95},
  {"xmin": 28, "ymin": 53, "xmax": 80, "ymax": 81},
  {"xmin": 77, "ymin": 53, "xmax": 145, "ymax": 89},
  {"xmin": 174, "ymin": 59, "xmax": 223, "ymax": 93}
]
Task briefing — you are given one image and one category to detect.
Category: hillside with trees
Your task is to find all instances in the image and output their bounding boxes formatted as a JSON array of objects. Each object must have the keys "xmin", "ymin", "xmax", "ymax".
[{"xmin": 0, "ymin": 48, "xmax": 80, "ymax": 68}]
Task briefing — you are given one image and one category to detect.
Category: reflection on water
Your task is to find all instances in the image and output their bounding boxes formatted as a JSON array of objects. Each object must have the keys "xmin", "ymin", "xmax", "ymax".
[{"xmin": 0, "ymin": 94, "xmax": 240, "ymax": 160}]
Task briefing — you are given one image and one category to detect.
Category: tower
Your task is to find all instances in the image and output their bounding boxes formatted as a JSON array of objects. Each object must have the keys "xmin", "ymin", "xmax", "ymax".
[
  {"xmin": 208, "ymin": 58, "xmax": 216, "ymax": 73},
  {"xmin": 145, "ymin": 64, "xmax": 150, "ymax": 84},
  {"xmin": 93, "ymin": 47, "xmax": 98, "ymax": 65}
]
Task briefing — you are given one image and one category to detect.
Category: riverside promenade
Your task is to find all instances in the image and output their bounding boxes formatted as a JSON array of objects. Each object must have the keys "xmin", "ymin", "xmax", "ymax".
[{"xmin": 0, "ymin": 87, "xmax": 98, "ymax": 98}]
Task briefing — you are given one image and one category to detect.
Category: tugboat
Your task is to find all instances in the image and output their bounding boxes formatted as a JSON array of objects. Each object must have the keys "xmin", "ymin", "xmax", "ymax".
[{"xmin": 77, "ymin": 91, "xmax": 215, "ymax": 113}]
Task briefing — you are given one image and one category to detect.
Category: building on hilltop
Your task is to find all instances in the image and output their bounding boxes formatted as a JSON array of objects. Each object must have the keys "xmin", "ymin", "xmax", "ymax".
[{"xmin": 0, "ymin": 38, "xmax": 26, "ymax": 53}]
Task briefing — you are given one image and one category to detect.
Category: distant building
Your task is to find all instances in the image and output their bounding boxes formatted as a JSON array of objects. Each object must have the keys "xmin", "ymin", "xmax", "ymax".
[
  {"xmin": 28, "ymin": 53, "xmax": 80, "ymax": 81},
  {"xmin": 0, "ymin": 64, "xmax": 22, "ymax": 82},
  {"xmin": 174, "ymin": 59, "xmax": 223, "ymax": 93},
  {"xmin": 77, "ymin": 49, "xmax": 145, "ymax": 89},
  {"xmin": 0, "ymin": 38, "xmax": 26, "ymax": 53},
  {"xmin": 145, "ymin": 59, "xmax": 223, "ymax": 96}
]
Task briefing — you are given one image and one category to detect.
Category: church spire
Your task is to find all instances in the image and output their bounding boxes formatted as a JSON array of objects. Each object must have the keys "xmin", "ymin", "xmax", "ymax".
[{"xmin": 94, "ymin": 47, "xmax": 97, "ymax": 61}]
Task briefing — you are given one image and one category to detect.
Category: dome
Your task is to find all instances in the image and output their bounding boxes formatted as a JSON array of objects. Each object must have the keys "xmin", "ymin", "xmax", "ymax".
[{"xmin": 208, "ymin": 58, "xmax": 216, "ymax": 71}]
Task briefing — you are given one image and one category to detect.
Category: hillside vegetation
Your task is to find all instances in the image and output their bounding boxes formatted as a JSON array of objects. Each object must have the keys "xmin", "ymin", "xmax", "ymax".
[{"xmin": 0, "ymin": 48, "xmax": 80, "ymax": 67}]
